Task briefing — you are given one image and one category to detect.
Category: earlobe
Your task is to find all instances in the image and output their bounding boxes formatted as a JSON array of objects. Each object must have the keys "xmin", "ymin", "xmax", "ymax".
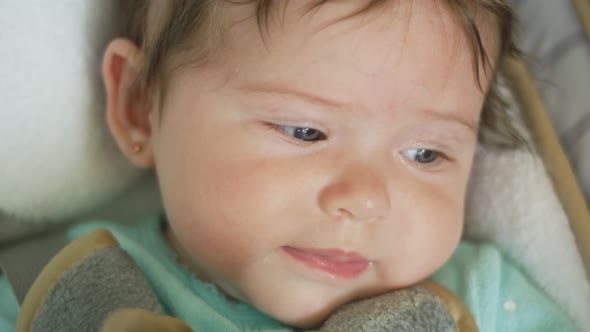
[{"xmin": 103, "ymin": 38, "xmax": 155, "ymax": 169}]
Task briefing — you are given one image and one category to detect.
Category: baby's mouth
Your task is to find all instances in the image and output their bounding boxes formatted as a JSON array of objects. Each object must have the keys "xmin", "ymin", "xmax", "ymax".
[{"xmin": 281, "ymin": 246, "xmax": 369, "ymax": 279}]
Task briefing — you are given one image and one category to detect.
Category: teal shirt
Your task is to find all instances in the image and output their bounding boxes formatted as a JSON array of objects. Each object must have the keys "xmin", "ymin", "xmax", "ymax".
[
  {"xmin": 430, "ymin": 244, "xmax": 577, "ymax": 332},
  {"xmin": 0, "ymin": 216, "xmax": 578, "ymax": 331}
]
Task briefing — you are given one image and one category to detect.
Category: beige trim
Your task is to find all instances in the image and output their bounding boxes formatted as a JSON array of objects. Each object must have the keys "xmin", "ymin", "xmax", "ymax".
[
  {"xmin": 15, "ymin": 229, "xmax": 119, "ymax": 332},
  {"xmin": 573, "ymin": 0, "xmax": 590, "ymax": 42},
  {"xmin": 420, "ymin": 280, "xmax": 478, "ymax": 332},
  {"xmin": 100, "ymin": 309, "xmax": 192, "ymax": 332},
  {"xmin": 502, "ymin": 58, "xmax": 590, "ymax": 281}
]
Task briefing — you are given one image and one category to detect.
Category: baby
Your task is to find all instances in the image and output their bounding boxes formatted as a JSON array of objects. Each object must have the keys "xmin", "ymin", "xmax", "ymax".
[
  {"xmin": 106, "ymin": 0, "xmax": 490, "ymax": 327},
  {"xmin": 0, "ymin": 0, "xmax": 577, "ymax": 331}
]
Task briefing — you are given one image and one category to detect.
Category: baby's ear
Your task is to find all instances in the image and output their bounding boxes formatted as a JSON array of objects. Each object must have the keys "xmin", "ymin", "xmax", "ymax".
[{"xmin": 103, "ymin": 38, "xmax": 155, "ymax": 169}]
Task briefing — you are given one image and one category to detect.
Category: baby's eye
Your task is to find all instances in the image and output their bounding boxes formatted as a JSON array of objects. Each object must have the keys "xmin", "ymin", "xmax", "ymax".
[
  {"xmin": 278, "ymin": 125, "xmax": 326, "ymax": 142},
  {"xmin": 401, "ymin": 148, "xmax": 441, "ymax": 164}
]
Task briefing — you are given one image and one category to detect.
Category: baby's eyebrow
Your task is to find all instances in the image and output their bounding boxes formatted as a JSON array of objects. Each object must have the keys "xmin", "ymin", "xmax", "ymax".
[
  {"xmin": 420, "ymin": 109, "xmax": 479, "ymax": 134},
  {"xmin": 236, "ymin": 81, "xmax": 346, "ymax": 109},
  {"xmin": 236, "ymin": 81, "xmax": 479, "ymax": 133}
]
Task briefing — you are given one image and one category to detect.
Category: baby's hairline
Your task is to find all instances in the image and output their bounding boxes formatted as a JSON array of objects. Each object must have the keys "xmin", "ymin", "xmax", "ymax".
[{"xmin": 120, "ymin": 0, "xmax": 525, "ymax": 149}]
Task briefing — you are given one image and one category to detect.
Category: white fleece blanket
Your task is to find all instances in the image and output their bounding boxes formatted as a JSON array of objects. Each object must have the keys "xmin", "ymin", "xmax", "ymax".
[
  {"xmin": 466, "ymin": 142, "xmax": 590, "ymax": 329},
  {"xmin": 0, "ymin": 0, "xmax": 588, "ymax": 330},
  {"xmin": 0, "ymin": 0, "xmax": 142, "ymax": 222}
]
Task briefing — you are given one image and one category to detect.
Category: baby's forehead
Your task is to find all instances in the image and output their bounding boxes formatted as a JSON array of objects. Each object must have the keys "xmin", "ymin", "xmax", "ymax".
[
  {"xmin": 218, "ymin": 1, "xmax": 499, "ymax": 76},
  {"xmin": 140, "ymin": 1, "xmax": 503, "ymax": 108},
  {"xmin": 221, "ymin": 3, "xmax": 494, "ymax": 80},
  {"xmin": 168, "ymin": 4, "xmax": 477, "ymax": 130}
]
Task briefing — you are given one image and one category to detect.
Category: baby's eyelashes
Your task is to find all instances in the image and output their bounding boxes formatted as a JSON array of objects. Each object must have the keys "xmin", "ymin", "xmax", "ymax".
[
  {"xmin": 265, "ymin": 123, "xmax": 327, "ymax": 145},
  {"xmin": 399, "ymin": 147, "xmax": 454, "ymax": 171},
  {"xmin": 279, "ymin": 126, "xmax": 326, "ymax": 142},
  {"xmin": 400, "ymin": 149, "xmax": 441, "ymax": 164}
]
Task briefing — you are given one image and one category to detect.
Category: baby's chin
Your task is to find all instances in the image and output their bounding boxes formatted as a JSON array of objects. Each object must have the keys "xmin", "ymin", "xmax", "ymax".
[
  {"xmin": 268, "ymin": 303, "xmax": 338, "ymax": 329},
  {"xmin": 253, "ymin": 287, "xmax": 388, "ymax": 329},
  {"xmin": 240, "ymin": 287, "xmax": 338, "ymax": 328}
]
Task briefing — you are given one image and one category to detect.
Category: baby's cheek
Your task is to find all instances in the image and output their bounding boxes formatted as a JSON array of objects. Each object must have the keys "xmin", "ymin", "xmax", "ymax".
[
  {"xmin": 179, "ymin": 211, "xmax": 249, "ymax": 261},
  {"xmin": 380, "ymin": 182, "xmax": 463, "ymax": 284}
]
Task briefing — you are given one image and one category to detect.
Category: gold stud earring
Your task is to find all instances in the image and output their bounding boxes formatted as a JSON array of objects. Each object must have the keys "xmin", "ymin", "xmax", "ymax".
[{"xmin": 130, "ymin": 142, "xmax": 142, "ymax": 154}]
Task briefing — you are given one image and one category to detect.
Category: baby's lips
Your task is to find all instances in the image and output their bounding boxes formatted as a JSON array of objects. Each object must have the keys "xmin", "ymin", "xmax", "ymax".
[{"xmin": 282, "ymin": 246, "xmax": 370, "ymax": 279}]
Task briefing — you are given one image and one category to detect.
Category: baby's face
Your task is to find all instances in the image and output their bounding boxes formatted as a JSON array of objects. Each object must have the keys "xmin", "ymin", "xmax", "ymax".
[{"xmin": 151, "ymin": 1, "xmax": 496, "ymax": 327}]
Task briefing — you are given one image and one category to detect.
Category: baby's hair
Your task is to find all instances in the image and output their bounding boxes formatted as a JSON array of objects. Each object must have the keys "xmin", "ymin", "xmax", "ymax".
[{"xmin": 117, "ymin": 0, "xmax": 525, "ymax": 148}]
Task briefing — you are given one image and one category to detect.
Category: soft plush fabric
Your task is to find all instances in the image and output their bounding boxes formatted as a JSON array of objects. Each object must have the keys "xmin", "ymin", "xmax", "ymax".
[
  {"xmin": 319, "ymin": 286, "xmax": 457, "ymax": 331},
  {"xmin": 0, "ymin": 216, "xmax": 577, "ymax": 332},
  {"xmin": 30, "ymin": 247, "xmax": 161, "ymax": 332}
]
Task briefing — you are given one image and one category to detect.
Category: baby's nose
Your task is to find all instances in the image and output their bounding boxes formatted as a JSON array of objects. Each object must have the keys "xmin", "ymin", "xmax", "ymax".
[{"xmin": 318, "ymin": 166, "xmax": 391, "ymax": 223}]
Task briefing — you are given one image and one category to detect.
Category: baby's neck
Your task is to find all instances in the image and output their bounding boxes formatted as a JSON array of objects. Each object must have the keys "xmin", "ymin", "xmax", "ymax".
[
  {"xmin": 162, "ymin": 222, "xmax": 213, "ymax": 284},
  {"xmin": 163, "ymin": 223, "xmax": 244, "ymax": 303}
]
